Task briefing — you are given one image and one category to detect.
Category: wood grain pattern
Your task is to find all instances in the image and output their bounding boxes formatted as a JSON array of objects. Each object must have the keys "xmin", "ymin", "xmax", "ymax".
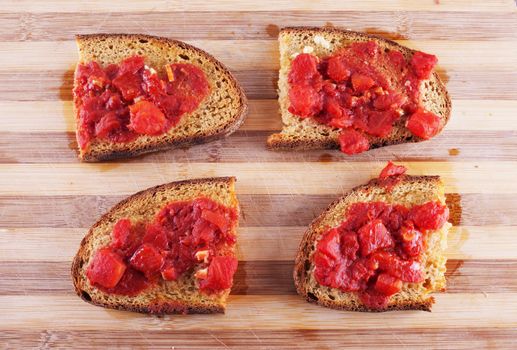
[{"xmin": 1, "ymin": 1, "xmax": 516, "ymax": 349}]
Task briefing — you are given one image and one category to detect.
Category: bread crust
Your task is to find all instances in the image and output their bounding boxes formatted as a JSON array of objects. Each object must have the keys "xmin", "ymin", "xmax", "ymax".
[
  {"xmin": 293, "ymin": 175, "xmax": 445, "ymax": 312},
  {"xmin": 268, "ymin": 26, "xmax": 452, "ymax": 151},
  {"xmin": 74, "ymin": 34, "xmax": 248, "ymax": 162},
  {"xmin": 71, "ymin": 177, "xmax": 238, "ymax": 314}
]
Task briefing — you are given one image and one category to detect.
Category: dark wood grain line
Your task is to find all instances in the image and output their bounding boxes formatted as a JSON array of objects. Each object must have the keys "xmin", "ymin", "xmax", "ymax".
[
  {"xmin": 0, "ymin": 130, "xmax": 515, "ymax": 164},
  {"xmin": 0, "ymin": 193, "xmax": 513, "ymax": 228},
  {"xmin": 1, "ymin": 11, "xmax": 517, "ymax": 42},
  {"xmin": 2, "ymin": 328, "xmax": 516, "ymax": 349},
  {"xmin": 0, "ymin": 260, "xmax": 514, "ymax": 296},
  {"xmin": 1, "ymin": 69, "xmax": 517, "ymax": 101}
]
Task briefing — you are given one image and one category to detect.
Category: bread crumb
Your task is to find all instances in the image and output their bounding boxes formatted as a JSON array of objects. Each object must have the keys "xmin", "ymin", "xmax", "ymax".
[
  {"xmin": 313, "ymin": 35, "xmax": 331, "ymax": 49},
  {"xmin": 303, "ymin": 46, "xmax": 314, "ymax": 54}
]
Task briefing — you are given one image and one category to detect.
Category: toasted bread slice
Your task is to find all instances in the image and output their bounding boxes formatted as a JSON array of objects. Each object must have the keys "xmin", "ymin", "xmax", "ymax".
[
  {"xmin": 71, "ymin": 177, "xmax": 239, "ymax": 314},
  {"xmin": 74, "ymin": 34, "xmax": 248, "ymax": 161},
  {"xmin": 293, "ymin": 172, "xmax": 450, "ymax": 312},
  {"xmin": 267, "ymin": 27, "xmax": 451, "ymax": 151}
]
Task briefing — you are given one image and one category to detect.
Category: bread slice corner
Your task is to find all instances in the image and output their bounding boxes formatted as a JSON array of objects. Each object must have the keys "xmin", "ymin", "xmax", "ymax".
[
  {"xmin": 293, "ymin": 174, "xmax": 450, "ymax": 312},
  {"xmin": 267, "ymin": 26, "xmax": 451, "ymax": 151},
  {"xmin": 74, "ymin": 34, "xmax": 248, "ymax": 161},
  {"xmin": 71, "ymin": 176, "xmax": 239, "ymax": 314}
]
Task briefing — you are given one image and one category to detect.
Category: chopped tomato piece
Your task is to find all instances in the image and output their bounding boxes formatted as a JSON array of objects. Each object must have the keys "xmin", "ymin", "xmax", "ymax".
[
  {"xmin": 288, "ymin": 54, "xmax": 322, "ymax": 85},
  {"xmin": 112, "ymin": 71, "xmax": 144, "ymax": 101},
  {"xmin": 201, "ymin": 209, "xmax": 229, "ymax": 233},
  {"xmin": 351, "ymin": 73, "xmax": 375, "ymax": 93},
  {"xmin": 373, "ymin": 93, "xmax": 406, "ymax": 111},
  {"xmin": 118, "ymin": 56, "xmax": 145, "ymax": 75},
  {"xmin": 398, "ymin": 260, "xmax": 424, "ymax": 283},
  {"xmin": 338, "ymin": 129, "xmax": 370, "ymax": 155},
  {"xmin": 143, "ymin": 223, "xmax": 168, "ymax": 250},
  {"xmin": 399, "ymin": 221, "xmax": 424, "ymax": 257},
  {"xmin": 86, "ymin": 248, "xmax": 127, "ymax": 289},
  {"xmin": 110, "ymin": 219, "xmax": 142, "ymax": 256},
  {"xmin": 409, "ymin": 201, "xmax": 449, "ymax": 231},
  {"xmin": 407, "ymin": 109, "xmax": 441, "ymax": 139},
  {"xmin": 351, "ymin": 41, "xmax": 378, "ymax": 58},
  {"xmin": 288, "ymin": 85, "xmax": 322, "ymax": 117},
  {"xmin": 379, "ymin": 161, "xmax": 407, "ymax": 180},
  {"xmin": 387, "ymin": 50, "xmax": 406, "ymax": 69},
  {"xmin": 165, "ymin": 64, "xmax": 210, "ymax": 115},
  {"xmin": 95, "ymin": 112, "xmax": 121, "ymax": 138},
  {"xmin": 314, "ymin": 228, "xmax": 341, "ymax": 268},
  {"xmin": 365, "ymin": 109, "xmax": 401, "ymax": 137},
  {"xmin": 326, "ymin": 56, "xmax": 351, "ymax": 82},
  {"xmin": 374, "ymin": 273, "xmax": 402, "ymax": 296},
  {"xmin": 340, "ymin": 231, "xmax": 359, "ymax": 260},
  {"xmin": 358, "ymin": 219, "xmax": 394, "ymax": 256},
  {"xmin": 128, "ymin": 100, "xmax": 167, "ymax": 135},
  {"xmin": 359, "ymin": 290, "xmax": 390, "ymax": 310},
  {"xmin": 129, "ymin": 244, "xmax": 164, "ymax": 276},
  {"xmin": 161, "ymin": 266, "xmax": 178, "ymax": 281},
  {"xmin": 199, "ymin": 256, "xmax": 238, "ymax": 292},
  {"xmin": 410, "ymin": 51, "xmax": 438, "ymax": 79}
]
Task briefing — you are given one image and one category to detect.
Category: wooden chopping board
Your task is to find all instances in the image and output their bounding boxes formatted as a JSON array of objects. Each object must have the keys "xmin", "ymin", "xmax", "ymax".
[{"xmin": 1, "ymin": 1, "xmax": 516, "ymax": 348}]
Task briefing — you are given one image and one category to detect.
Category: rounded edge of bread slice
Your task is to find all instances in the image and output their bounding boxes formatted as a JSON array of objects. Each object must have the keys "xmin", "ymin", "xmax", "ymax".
[
  {"xmin": 74, "ymin": 34, "xmax": 248, "ymax": 162},
  {"xmin": 293, "ymin": 175, "xmax": 450, "ymax": 312},
  {"xmin": 267, "ymin": 26, "xmax": 452, "ymax": 151},
  {"xmin": 71, "ymin": 176, "xmax": 239, "ymax": 314}
]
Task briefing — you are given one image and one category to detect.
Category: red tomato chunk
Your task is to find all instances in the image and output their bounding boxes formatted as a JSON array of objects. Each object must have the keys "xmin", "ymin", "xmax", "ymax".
[
  {"xmin": 286, "ymin": 42, "xmax": 441, "ymax": 155},
  {"xmin": 86, "ymin": 198, "xmax": 238, "ymax": 296},
  {"xmin": 74, "ymin": 55, "xmax": 210, "ymax": 150}
]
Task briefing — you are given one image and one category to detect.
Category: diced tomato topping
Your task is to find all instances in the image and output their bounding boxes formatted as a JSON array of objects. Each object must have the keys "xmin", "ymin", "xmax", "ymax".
[
  {"xmin": 201, "ymin": 210, "xmax": 229, "ymax": 233},
  {"xmin": 340, "ymin": 231, "xmax": 359, "ymax": 260},
  {"xmin": 326, "ymin": 56, "xmax": 351, "ymax": 82},
  {"xmin": 374, "ymin": 273, "xmax": 402, "ymax": 296},
  {"xmin": 351, "ymin": 73, "xmax": 376, "ymax": 93},
  {"xmin": 129, "ymin": 244, "xmax": 164, "ymax": 276},
  {"xmin": 95, "ymin": 112, "xmax": 121, "ymax": 138},
  {"xmin": 358, "ymin": 219, "xmax": 394, "ymax": 257},
  {"xmin": 365, "ymin": 109, "xmax": 401, "ymax": 137},
  {"xmin": 313, "ymin": 194, "xmax": 448, "ymax": 310},
  {"xmin": 161, "ymin": 265, "xmax": 179, "ymax": 281},
  {"xmin": 199, "ymin": 256, "xmax": 238, "ymax": 292},
  {"xmin": 164, "ymin": 64, "xmax": 210, "ymax": 115},
  {"xmin": 286, "ymin": 41, "xmax": 441, "ymax": 155},
  {"xmin": 359, "ymin": 290, "xmax": 390, "ymax": 309},
  {"xmin": 338, "ymin": 129, "xmax": 370, "ymax": 155},
  {"xmin": 86, "ymin": 197, "xmax": 238, "ymax": 296},
  {"xmin": 288, "ymin": 85, "xmax": 322, "ymax": 117},
  {"xmin": 351, "ymin": 41, "xmax": 378, "ymax": 58},
  {"xmin": 110, "ymin": 219, "xmax": 142, "ymax": 256},
  {"xmin": 128, "ymin": 100, "xmax": 167, "ymax": 135},
  {"xmin": 409, "ymin": 201, "xmax": 449, "ymax": 231},
  {"xmin": 86, "ymin": 248, "xmax": 127, "ymax": 289},
  {"xmin": 379, "ymin": 161, "xmax": 407, "ymax": 180},
  {"xmin": 118, "ymin": 56, "xmax": 145, "ymax": 75},
  {"xmin": 373, "ymin": 93, "xmax": 406, "ymax": 111},
  {"xmin": 314, "ymin": 228, "xmax": 342, "ymax": 268},
  {"xmin": 398, "ymin": 260, "xmax": 424, "ymax": 283},
  {"xmin": 399, "ymin": 221, "xmax": 424, "ymax": 257},
  {"xmin": 288, "ymin": 54, "xmax": 322, "ymax": 85},
  {"xmin": 407, "ymin": 109, "xmax": 441, "ymax": 139},
  {"xmin": 74, "ymin": 55, "xmax": 210, "ymax": 150},
  {"xmin": 112, "ymin": 71, "xmax": 144, "ymax": 102},
  {"xmin": 142, "ymin": 223, "xmax": 168, "ymax": 250},
  {"xmin": 410, "ymin": 51, "xmax": 438, "ymax": 80}
]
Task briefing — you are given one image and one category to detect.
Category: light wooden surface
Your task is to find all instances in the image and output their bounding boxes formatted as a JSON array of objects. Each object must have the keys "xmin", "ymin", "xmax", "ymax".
[{"xmin": 1, "ymin": 1, "xmax": 516, "ymax": 349}]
